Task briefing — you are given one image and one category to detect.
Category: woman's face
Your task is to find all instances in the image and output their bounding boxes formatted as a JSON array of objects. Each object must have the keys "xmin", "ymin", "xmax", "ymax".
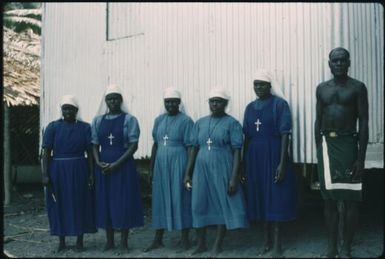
[
  {"xmin": 105, "ymin": 93, "xmax": 122, "ymax": 113},
  {"xmin": 164, "ymin": 98, "xmax": 180, "ymax": 115},
  {"xmin": 209, "ymin": 97, "xmax": 227, "ymax": 116},
  {"xmin": 61, "ymin": 104, "xmax": 78, "ymax": 122},
  {"xmin": 253, "ymin": 80, "xmax": 271, "ymax": 99}
]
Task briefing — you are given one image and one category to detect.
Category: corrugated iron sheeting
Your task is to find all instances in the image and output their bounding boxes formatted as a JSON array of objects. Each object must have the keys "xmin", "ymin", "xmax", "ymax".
[{"xmin": 41, "ymin": 3, "xmax": 383, "ymax": 163}]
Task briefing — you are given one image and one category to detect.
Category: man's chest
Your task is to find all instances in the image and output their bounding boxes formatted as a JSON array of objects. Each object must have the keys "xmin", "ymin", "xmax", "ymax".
[{"xmin": 320, "ymin": 85, "xmax": 356, "ymax": 106}]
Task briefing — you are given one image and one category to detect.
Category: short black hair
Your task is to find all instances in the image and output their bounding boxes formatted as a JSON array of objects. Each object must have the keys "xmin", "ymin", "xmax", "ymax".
[{"xmin": 329, "ymin": 47, "xmax": 350, "ymax": 60}]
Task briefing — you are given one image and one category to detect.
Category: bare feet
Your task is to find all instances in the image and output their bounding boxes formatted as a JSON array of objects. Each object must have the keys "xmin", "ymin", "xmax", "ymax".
[
  {"xmin": 270, "ymin": 245, "xmax": 283, "ymax": 258},
  {"xmin": 259, "ymin": 242, "xmax": 272, "ymax": 255},
  {"xmin": 75, "ymin": 240, "xmax": 84, "ymax": 252},
  {"xmin": 211, "ymin": 244, "xmax": 223, "ymax": 256},
  {"xmin": 56, "ymin": 243, "xmax": 66, "ymax": 253},
  {"xmin": 321, "ymin": 247, "xmax": 338, "ymax": 258},
  {"xmin": 74, "ymin": 244, "xmax": 84, "ymax": 252},
  {"xmin": 339, "ymin": 244, "xmax": 352, "ymax": 258},
  {"xmin": 176, "ymin": 239, "xmax": 191, "ymax": 253},
  {"xmin": 103, "ymin": 242, "xmax": 115, "ymax": 251},
  {"xmin": 191, "ymin": 244, "xmax": 208, "ymax": 255},
  {"xmin": 117, "ymin": 244, "xmax": 129, "ymax": 254},
  {"xmin": 143, "ymin": 240, "xmax": 164, "ymax": 252}
]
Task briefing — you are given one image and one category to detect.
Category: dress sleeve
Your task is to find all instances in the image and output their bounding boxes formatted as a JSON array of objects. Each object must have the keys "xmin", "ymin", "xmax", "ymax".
[
  {"xmin": 230, "ymin": 118, "xmax": 243, "ymax": 149},
  {"xmin": 182, "ymin": 116, "xmax": 194, "ymax": 146},
  {"xmin": 91, "ymin": 116, "xmax": 100, "ymax": 145},
  {"xmin": 276, "ymin": 99, "xmax": 292, "ymax": 134},
  {"xmin": 189, "ymin": 120, "xmax": 200, "ymax": 147},
  {"xmin": 42, "ymin": 122, "xmax": 55, "ymax": 149},
  {"xmin": 126, "ymin": 115, "xmax": 140, "ymax": 143}
]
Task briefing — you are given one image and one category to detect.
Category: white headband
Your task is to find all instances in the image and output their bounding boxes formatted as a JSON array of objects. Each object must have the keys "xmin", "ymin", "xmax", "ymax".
[
  {"xmin": 208, "ymin": 88, "xmax": 230, "ymax": 100},
  {"xmin": 60, "ymin": 94, "xmax": 78, "ymax": 108},
  {"xmin": 105, "ymin": 84, "xmax": 123, "ymax": 96},
  {"xmin": 254, "ymin": 69, "xmax": 273, "ymax": 83},
  {"xmin": 163, "ymin": 87, "xmax": 181, "ymax": 99}
]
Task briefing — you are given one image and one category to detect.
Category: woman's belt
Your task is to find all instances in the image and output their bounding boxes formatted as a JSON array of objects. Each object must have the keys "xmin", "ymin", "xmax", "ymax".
[{"xmin": 53, "ymin": 154, "xmax": 85, "ymax": 160}]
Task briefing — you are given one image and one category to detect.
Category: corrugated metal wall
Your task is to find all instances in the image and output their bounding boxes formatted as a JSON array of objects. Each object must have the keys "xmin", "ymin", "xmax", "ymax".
[{"xmin": 41, "ymin": 3, "xmax": 383, "ymax": 163}]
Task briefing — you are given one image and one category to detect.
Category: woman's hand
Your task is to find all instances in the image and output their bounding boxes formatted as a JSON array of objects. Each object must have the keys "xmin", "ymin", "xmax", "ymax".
[
  {"xmin": 103, "ymin": 162, "xmax": 120, "ymax": 174},
  {"xmin": 97, "ymin": 161, "xmax": 110, "ymax": 170},
  {"xmin": 183, "ymin": 175, "xmax": 192, "ymax": 191},
  {"xmin": 274, "ymin": 163, "xmax": 285, "ymax": 183},
  {"xmin": 88, "ymin": 175, "xmax": 94, "ymax": 189},
  {"xmin": 351, "ymin": 160, "xmax": 364, "ymax": 183},
  {"xmin": 228, "ymin": 177, "xmax": 238, "ymax": 195},
  {"xmin": 42, "ymin": 175, "xmax": 50, "ymax": 186}
]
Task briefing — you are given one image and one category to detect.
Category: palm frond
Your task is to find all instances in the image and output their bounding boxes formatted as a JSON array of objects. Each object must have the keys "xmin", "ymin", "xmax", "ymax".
[
  {"xmin": 4, "ymin": 9, "xmax": 42, "ymax": 17},
  {"xmin": 3, "ymin": 16, "xmax": 42, "ymax": 28},
  {"xmin": 3, "ymin": 26, "xmax": 40, "ymax": 106}
]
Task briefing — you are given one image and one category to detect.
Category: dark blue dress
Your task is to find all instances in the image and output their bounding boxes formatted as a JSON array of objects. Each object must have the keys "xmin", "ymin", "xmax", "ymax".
[
  {"xmin": 43, "ymin": 119, "xmax": 97, "ymax": 236},
  {"xmin": 94, "ymin": 113, "xmax": 144, "ymax": 229},
  {"xmin": 243, "ymin": 95, "xmax": 297, "ymax": 222}
]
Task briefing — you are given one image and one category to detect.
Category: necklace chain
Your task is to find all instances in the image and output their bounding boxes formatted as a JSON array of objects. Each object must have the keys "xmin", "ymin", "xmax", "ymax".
[
  {"xmin": 208, "ymin": 116, "xmax": 224, "ymax": 138},
  {"xmin": 164, "ymin": 114, "xmax": 178, "ymax": 136}
]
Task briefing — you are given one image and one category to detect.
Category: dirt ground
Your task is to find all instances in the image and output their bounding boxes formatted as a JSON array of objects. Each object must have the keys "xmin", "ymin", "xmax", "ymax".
[{"xmin": 3, "ymin": 173, "xmax": 384, "ymax": 258}]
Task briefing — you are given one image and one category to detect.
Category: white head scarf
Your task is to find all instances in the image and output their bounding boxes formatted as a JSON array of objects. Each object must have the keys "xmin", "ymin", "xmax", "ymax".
[
  {"xmin": 163, "ymin": 87, "xmax": 181, "ymax": 99},
  {"xmin": 208, "ymin": 88, "xmax": 230, "ymax": 100},
  {"xmin": 59, "ymin": 94, "xmax": 82, "ymax": 120},
  {"xmin": 60, "ymin": 94, "xmax": 79, "ymax": 108},
  {"xmin": 159, "ymin": 87, "xmax": 188, "ymax": 115},
  {"xmin": 96, "ymin": 84, "xmax": 130, "ymax": 116},
  {"xmin": 254, "ymin": 69, "xmax": 286, "ymax": 100},
  {"xmin": 207, "ymin": 87, "xmax": 231, "ymax": 113}
]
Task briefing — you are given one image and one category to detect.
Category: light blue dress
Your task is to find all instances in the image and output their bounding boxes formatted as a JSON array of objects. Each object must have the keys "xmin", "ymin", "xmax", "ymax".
[
  {"xmin": 151, "ymin": 112, "xmax": 194, "ymax": 230},
  {"xmin": 190, "ymin": 115, "xmax": 248, "ymax": 229}
]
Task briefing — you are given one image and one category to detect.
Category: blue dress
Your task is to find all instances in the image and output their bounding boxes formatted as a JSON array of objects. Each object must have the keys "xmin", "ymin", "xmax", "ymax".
[
  {"xmin": 92, "ymin": 113, "xmax": 144, "ymax": 229},
  {"xmin": 151, "ymin": 112, "xmax": 194, "ymax": 230},
  {"xmin": 42, "ymin": 119, "xmax": 97, "ymax": 236},
  {"xmin": 243, "ymin": 95, "xmax": 297, "ymax": 222},
  {"xmin": 190, "ymin": 115, "xmax": 248, "ymax": 230}
]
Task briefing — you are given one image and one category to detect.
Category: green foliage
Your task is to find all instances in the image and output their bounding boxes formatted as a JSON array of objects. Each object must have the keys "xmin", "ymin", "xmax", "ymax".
[{"xmin": 3, "ymin": 2, "xmax": 41, "ymax": 35}]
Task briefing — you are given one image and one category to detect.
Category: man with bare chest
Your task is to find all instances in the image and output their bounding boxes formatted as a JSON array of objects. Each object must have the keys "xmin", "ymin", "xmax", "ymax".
[{"xmin": 315, "ymin": 47, "xmax": 368, "ymax": 258}]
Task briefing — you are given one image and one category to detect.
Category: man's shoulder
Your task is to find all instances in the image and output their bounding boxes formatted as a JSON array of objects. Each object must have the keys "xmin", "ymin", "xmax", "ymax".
[
  {"xmin": 348, "ymin": 77, "xmax": 366, "ymax": 89},
  {"xmin": 317, "ymin": 79, "xmax": 333, "ymax": 89}
]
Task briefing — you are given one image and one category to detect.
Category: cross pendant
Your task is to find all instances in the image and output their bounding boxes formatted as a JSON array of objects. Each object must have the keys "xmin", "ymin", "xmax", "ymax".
[
  {"xmin": 255, "ymin": 119, "xmax": 262, "ymax": 132},
  {"xmin": 107, "ymin": 133, "xmax": 114, "ymax": 145},
  {"xmin": 206, "ymin": 138, "xmax": 213, "ymax": 151},
  {"xmin": 163, "ymin": 134, "xmax": 169, "ymax": 146}
]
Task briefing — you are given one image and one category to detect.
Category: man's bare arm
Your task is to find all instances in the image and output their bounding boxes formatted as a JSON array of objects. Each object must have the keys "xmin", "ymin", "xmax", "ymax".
[
  {"xmin": 314, "ymin": 85, "xmax": 323, "ymax": 146},
  {"xmin": 356, "ymin": 84, "xmax": 369, "ymax": 163}
]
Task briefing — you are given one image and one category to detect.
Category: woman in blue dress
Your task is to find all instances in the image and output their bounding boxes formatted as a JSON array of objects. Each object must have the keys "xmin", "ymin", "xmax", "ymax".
[
  {"xmin": 144, "ymin": 87, "xmax": 194, "ymax": 252},
  {"xmin": 91, "ymin": 84, "xmax": 144, "ymax": 252},
  {"xmin": 184, "ymin": 88, "xmax": 248, "ymax": 256},
  {"xmin": 243, "ymin": 69, "xmax": 297, "ymax": 257},
  {"xmin": 41, "ymin": 95, "xmax": 96, "ymax": 252}
]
